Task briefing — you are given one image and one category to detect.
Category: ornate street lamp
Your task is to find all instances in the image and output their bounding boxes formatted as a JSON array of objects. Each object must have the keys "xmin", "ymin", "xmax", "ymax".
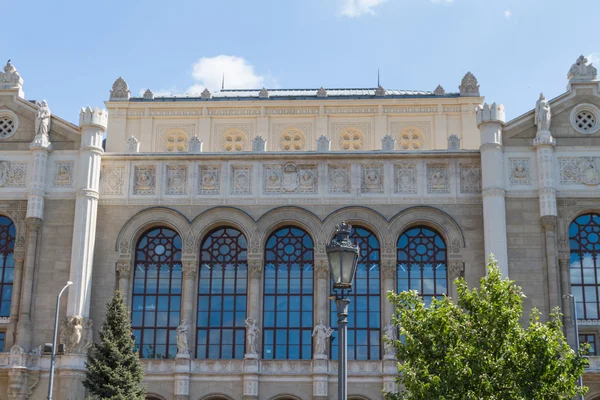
[{"xmin": 327, "ymin": 222, "xmax": 359, "ymax": 400}]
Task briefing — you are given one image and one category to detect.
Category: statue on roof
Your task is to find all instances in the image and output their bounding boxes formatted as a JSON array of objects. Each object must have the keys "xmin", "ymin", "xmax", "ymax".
[
  {"xmin": 534, "ymin": 93, "xmax": 551, "ymax": 132},
  {"xmin": 35, "ymin": 100, "xmax": 51, "ymax": 138},
  {"xmin": 0, "ymin": 59, "xmax": 23, "ymax": 89},
  {"xmin": 3, "ymin": 60, "xmax": 16, "ymax": 74}
]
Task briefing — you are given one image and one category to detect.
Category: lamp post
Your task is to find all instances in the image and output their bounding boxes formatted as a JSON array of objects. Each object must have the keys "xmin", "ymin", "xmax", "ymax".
[
  {"xmin": 47, "ymin": 281, "xmax": 73, "ymax": 400},
  {"xmin": 563, "ymin": 294, "xmax": 583, "ymax": 400},
  {"xmin": 326, "ymin": 222, "xmax": 359, "ymax": 400}
]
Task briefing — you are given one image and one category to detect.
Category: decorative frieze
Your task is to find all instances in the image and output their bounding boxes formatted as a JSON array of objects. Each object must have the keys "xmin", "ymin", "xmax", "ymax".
[
  {"xmin": 394, "ymin": 163, "xmax": 417, "ymax": 194},
  {"xmin": 0, "ymin": 161, "xmax": 27, "ymax": 187},
  {"xmin": 329, "ymin": 165, "xmax": 351, "ymax": 194},
  {"xmin": 198, "ymin": 166, "xmax": 220, "ymax": 195},
  {"xmin": 53, "ymin": 161, "xmax": 74, "ymax": 187},
  {"xmin": 361, "ymin": 165, "xmax": 383, "ymax": 193},
  {"xmin": 325, "ymin": 107, "xmax": 377, "ymax": 114},
  {"xmin": 134, "ymin": 165, "xmax": 156, "ymax": 195},
  {"xmin": 266, "ymin": 108, "xmax": 319, "ymax": 115},
  {"xmin": 166, "ymin": 166, "xmax": 187, "ymax": 195},
  {"xmin": 384, "ymin": 106, "xmax": 437, "ymax": 114},
  {"xmin": 231, "ymin": 166, "xmax": 252, "ymax": 195},
  {"xmin": 509, "ymin": 159, "xmax": 531, "ymax": 185},
  {"xmin": 427, "ymin": 163, "xmax": 450, "ymax": 193},
  {"xmin": 263, "ymin": 163, "xmax": 318, "ymax": 194},
  {"xmin": 101, "ymin": 165, "xmax": 125, "ymax": 195},
  {"xmin": 208, "ymin": 108, "xmax": 260, "ymax": 116},
  {"xmin": 459, "ymin": 164, "xmax": 482, "ymax": 194},
  {"xmin": 560, "ymin": 157, "xmax": 600, "ymax": 185}
]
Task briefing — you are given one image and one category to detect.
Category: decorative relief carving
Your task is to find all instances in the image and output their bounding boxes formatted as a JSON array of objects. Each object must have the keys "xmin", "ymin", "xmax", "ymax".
[
  {"xmin": 182, "ymin": 261, "xmax": 197, "ymax": 279},
  {"xmin": 134, "ymin": 166, "xmax": 156, "ymax": 195},
  {"xmin": 119, "ymin": 239, "xmax": 129, "ymax": 254},
  {"xmin": 266, "ymin": 108, "xmax": 318, "ymax": 115},
  {"xmin": 0, "ymin": 111, "xmax": 17, "ymax": 139},
  {"xmin": 361, "ymin": 165, "xmax": 383, "ymax": 193},
  {"xmin": 252, "ymin": 135, "xmax": 266, "ymax": 152},
  {"xmin": 156, "ymin": 124, "xmax": 193, "ymax": 152},
  {"xmin": 143, "ymin": 89, "xmax": 154, "ymax": 99},
  {"xmin": 201, "ymin": 88, "xmax": 211, "ymax": 99},
  {"xmin": 326, "ymin": 107, "xmax": 377, "ymax": 114},
  {"xmin": 188, "ymin": 136, "xmax": 202, "ymax": 153},
  {"xmin": 460, "ymin": 164, "xmax": 482, "ymax": 194},
  {"xmin": 125, "ymin": 135, "xmax": 139, "ymax": 153},
  {"xmin": 459, "ymin": 71, "xmax": 480, "ymax": 97},
  {"xmin": 332, "ymin": 122, "xmax": 370, "ymax": 150},
  {"xmin": 231, "ymin": 166, "xmax": 252, "ymax": 195},
  {"xmin": 198, "ymin": 166, "xmax": 220, "ymax": 195},
  {"xmin": 53, "ymin": 161, "xmax": 74, "ymax": 187},
  {"xmin": 109, "ymin": 77, "xmax": 130, "ymax": 101},
  {"xmin": 166, "ymin": 165, "xmax": 187, "ymax": 195},
  {"xmin": 394, "ymin": 163, "xmax": 417, "ymax": 194},
  {"xmin": 102, "ymin": 165, "xmax": 125, "ymax": 195},
  {"xmin": 219, "ymin": 126, "xmax": 251, "ymax": 152},
  {"xmin": 316, "ymin": 87, "xmax": 328, "ymax": 98},
  {"xmin": 384, "ymin": 106, "xmax": 437, "ymax": 113},
  {"xmin": 560, "ymin": 157, "xmax": 600, "ymax": 185},
  {"xmin": 263, "ymin": 163, "xmax": 318, "ymax": 194},
  {"xmin": 315, "ymin": 260, "xmax": 329, "ymax": 278},
  {"xmin": 568, "ymin": 55, "xmax": 598, "ymax": 82},
  {"xmin": 0, "ymin": 161, "xmax": 27, "ymax": 187},
  {"xmin": 509, "ymin": 159, "xmax": 531, "ymax": 185},
  {"xmin": 391, "ymin": 122, "xmax": 430, "ymax": 150},
  {"xmin": 381, "ymin": 134, "xmax": 395, "ymax": 151},
  {"xmin": 13, "ymin": 236, "xmax": 25, "ymax": 262},
  {"xmin": 434, "ymin": 84, "xmax": 445, "ymax": 95},
  {"xmin": 258, "ymin": 87, "xmax": 269, "ymax": 98},
  {"xmin": 427, "ymin": 163, "xmax": 450, "ymax": 193},
  {"xmin": 451, "ymin": 238, "xmax": 461, "ymax": 254},
  {"xmin": 329, "ymin": 165, "xmax": 351, "ymax": 194},
  {"xmin": 447, "ymin": 134, "xmax": 460, "ymax": 150},
  {"xmin": 316, "ymin": 135, "xmax": 331, "ymax": 152},
  {"xmin": 116, "ymin": 261, "xmax": 131, "ymax": 278},
  {"xmin": 448, "ymin": 260, "xmax": 464, "ymax": 279},
  {"xmin": 274, "ymin": 124, "xmax": 311, "ymax": 151},
  {"xmin": 208, "ymin": 109, "xmax": 259, "ymax": 116},
  {"xmin": 248, "ymin": 260, "xmax": 263, "ymax": 277},
  {"xmin": 381, "ymin": 261, "xmax": 396, "ymax": 278}
]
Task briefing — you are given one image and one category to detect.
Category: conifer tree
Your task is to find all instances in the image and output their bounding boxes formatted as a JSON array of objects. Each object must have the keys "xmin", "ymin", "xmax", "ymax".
[{"xmin": 83, "ymin": 290, "xmax": 145, "ymax": 400}]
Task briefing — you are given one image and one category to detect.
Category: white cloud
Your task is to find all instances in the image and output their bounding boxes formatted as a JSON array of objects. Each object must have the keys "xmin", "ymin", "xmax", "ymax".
[
  {"xmin": 340, "ymin": 0, "xmax": 386, "ymax": 17},
  {"xmin": 504, "ymin": 9, "xmax": 512, "ymax": 19},
  {"xmin": 140, "ymin": 55, "xmax": 270, "ymax": 97},
  {"xmin": 588, "ymin": 52, "xmax": 600, "ymax": 67}
]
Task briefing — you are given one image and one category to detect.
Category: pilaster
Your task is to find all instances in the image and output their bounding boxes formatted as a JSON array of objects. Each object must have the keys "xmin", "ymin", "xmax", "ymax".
[
  {"xmin": 181, "ymin": 259, "xmax": 197, "ymax": 350},
  {"xmin": 243, "ymin": 358, "xmax": 260, "ymax": 400},
  {"xmin": 66, "ymin": 107, "xmax": 107, "ymax": 319},
  {"xmin": 6, "ymin": 236, "xmax": 25, "ymax": 349},
  {"xmin": 476, "ymin": 103, "xmax": 508, "ymax": 276},
  {"xmin": 116, "ymin": 259, "xmax": 132, "ymax": 300},
  {"xmin": 174, "ymin": 353, "xmax": 192, "ymax": 400},
  {"xmin": 381, "ymin": 260, "xmax": 396, "ymax": 325},
  {"xmin": 312, "ymin": 359, "xmax": 329, "ymax": 400},
  {"xmin": 247, "ymin": 259, "xmax": 263, "ymax": 326},
  {"xmin": 314, "ymin": 259, "xmax": 329, "ymax": 325},
  {"xmin": 558, "ymin": 254, "xmax": 576, "ymax": 347}
]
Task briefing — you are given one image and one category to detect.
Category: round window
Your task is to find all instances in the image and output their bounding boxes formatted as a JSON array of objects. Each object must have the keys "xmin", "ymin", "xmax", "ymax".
[
  {"xmin": 570, "ymin": 104, "xmax": 600, "ymax": 134},
  {"xmin": 0, "ymin": 111, "xmax": 19, "ymax": 139}
]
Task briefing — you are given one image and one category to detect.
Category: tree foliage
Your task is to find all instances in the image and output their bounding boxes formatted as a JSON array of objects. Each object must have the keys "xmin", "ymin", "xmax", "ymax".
[
  {"xmin": 83, "ymin": 290, "xmax": 145, "ymax": 400},
  {"xmin": 385, "ymin": 258, "xmax": 588, "ymax": 400}
]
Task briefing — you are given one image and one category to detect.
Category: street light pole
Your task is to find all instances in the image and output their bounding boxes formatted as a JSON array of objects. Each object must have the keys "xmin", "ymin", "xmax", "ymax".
[
  {"xmin": 327, "ymin": 222, "xmax": 359, "ymax": 400},
  {"xmin": 47, "ymin": 281, "xmax": 73, "ymax": 400},
  {"xmin": 563, "ymin": 293, "xmax": 583, "ymax": 400}
]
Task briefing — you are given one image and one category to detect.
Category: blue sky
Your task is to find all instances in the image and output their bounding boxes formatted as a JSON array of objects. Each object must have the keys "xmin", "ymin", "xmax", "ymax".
[{"xmin": 4, "ymin": 0, "xmax": 600, "ymax": 124}]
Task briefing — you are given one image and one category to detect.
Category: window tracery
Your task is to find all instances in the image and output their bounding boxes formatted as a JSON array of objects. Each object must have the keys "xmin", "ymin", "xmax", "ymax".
[
  {"xmin": 339, "ymin": 128, "xmax": 364, "ymax": 150},
  {"xmin": 569, "ymin": 213, "xmax": 600, "ymax": 319},
  {"xmin": 263, "ymin": 226, "xmax": 314, "ymax": 360},
  {"xmin": 0, "ymin": 216, "xmax": 15, "ymax": 318},
  {"xmin": 397, "ymin": 226, "xmax": 447, "ymax": 304},
  {"xmin": 279, "ymin": 129, "xmax": 306, "ymax": 151},
  {"xmin": 131, "ymin": 227, "xmax": 182, "ymax": 359},
  {"xmin": 222, "ymin": 129, "xmax": 248, "ymax": 152},
  {"xmin": 330, "ymin": 226, "xmax": 380, "ymax": 360},
  {"xmin": 164, "ymin": 130, "xmax": 188, "ymax": 152},
  {"xmin": 397, "ymin": 127, "xmax": 424, "ymax": 150},
  {"xmin": 197, "ymin": 227, "xmax": 248, "ymax": 359}
]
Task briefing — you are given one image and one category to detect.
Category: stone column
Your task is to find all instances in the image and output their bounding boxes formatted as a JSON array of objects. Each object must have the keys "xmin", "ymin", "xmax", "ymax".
[
  {"xmin": 247, "ymin": 260, "xmax": 263, "ymax": 326},
  {"xmin": 558, "ymin": 254, "xmax": 576, "ymax": 347},
  {"xmin": 66, "ymin": 107, "xmax": 107, "ymax": 319},
  {"xmin": 16, "ymin": 127, "xmax": 52, "ymax": 351},
  {"xmin": 314, "ymin": 259, "xmax": 329, "ymax": 324},
  {"xmin": 181, "ymin": 260, "xmax": 197, "ymax": 349},
  {"xmin": 448, "ymin": 259, "xmax": 465, "ymax": 301},
  {"xmin": 5, "ymin": 236, "xmax": 25, "ymax": 349},
  {"xmin": 381, "ymin": 261, "xmax": 396, "ymax": 326},
  {"xmin": 476, "ymin": 103, "xmax": 509, "ymax": 276},
  {"xmin": 533, "ymin": 127, "xmax": 559, "ymax": 314}
]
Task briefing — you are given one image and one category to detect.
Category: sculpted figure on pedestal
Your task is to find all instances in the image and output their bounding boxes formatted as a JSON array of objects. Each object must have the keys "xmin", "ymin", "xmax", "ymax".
[
  {"xmin": 245, "ymin": 317, "xmax": 260, "ymax": 355},
  {"xmin": 176, "ymin": 319, "xmax": 189, "ymax": 355},
  {"xmin": 60, "ymin": 316, "xmax": 83, "ymax": 353},
  {"xmin": 312, "ymin": 319, "xmax": 333, "ymax": 357},
  {"xmin": 535, "ymin": 93, "xmax": 551, "ymax": 132},
  {"xmin": 383, "ymin": 320, "xmax": 397, "ymax": 357},
  {"xmin": 35, "ymin": 100, "xmax": 51, "ymax": 138}
]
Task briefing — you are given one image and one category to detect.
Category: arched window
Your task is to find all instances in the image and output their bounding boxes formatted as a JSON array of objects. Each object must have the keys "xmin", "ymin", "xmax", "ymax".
[
  {"xmin": 397, "ymin": 226, "xmax": 447, "ymax": 304},
  {"xmin": 131, "ymin": 227, "xmax": 182, "ymax": 359},
  {"xmin": 0, "ymin": 216, "xmax": 15, "ymax": 319},
  {"xmin": 197, "ymin": 227, "xmax": 248, "ymax": 359},
  {"xmin": 263, "ymin": 226, "xmax": 314, "ymax": 360},
  {"xmin": 330, "ymin": 226, "xmax": 380, "ymax": 360},
  {"xmin": 569, "ymin": 213, "xmax": 600, "ymax": 319}
]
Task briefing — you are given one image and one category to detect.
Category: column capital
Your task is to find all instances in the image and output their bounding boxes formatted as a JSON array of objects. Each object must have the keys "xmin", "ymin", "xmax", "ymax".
[
  {"xmin": 13, "ymin": 236, "xmax": 25, "ymax": 262},
  {"xmin": 248, "ymin": 260, "xmax": 263, "ymax": 278},
  {"xmin": 182, "ymin": 261, "xmax": 197, "ymax": 279},
  {"xmin": 448, "ymin": 260, "xmax": 465, "ymax": 280},
  {"xmin": 381, "ymin": 261, "xmax": 396, "ymax": 278},
  {"xmin": 541, "ymin": 215, "xmax": 558, "ymax": 229},
  {"xmin": 314, "ymin": 259, "xmax": 329, "ymax": 279},
  {"xmin": 482, "ymin": 187, "xmax": 506, "ymax": 198},
  {"xmin": 25, "ymin": 217, "xmax": 42, "ymax": 231},
  {"xmin": 116, "ymin": 260, "xmax": 131, "ymax": 278}
]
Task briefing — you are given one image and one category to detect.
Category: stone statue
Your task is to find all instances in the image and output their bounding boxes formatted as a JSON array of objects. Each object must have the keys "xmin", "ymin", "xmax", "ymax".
[
  {"xmin": 176, "ymin": 319, "xmax": 189, "ymax": 355},
  {"xmin": 35, "ymin": 100, "xmax": 51, "ymax": 137},
  {"xmin": 60, "ymin": 316, "xmax": 83, "ymax": 353},
  {"xmin": 534, "ymin": 93, "xmax": 551, "ymax": 132},
  {"xmin": 383, "ymin": 320, "xmax": 397, "ymax": 357},
  {"xmin": 245, "ymin": 317, "xmax": 260, "ymax": 355},
  {"xmin": 4, "ymin": 60, "xmax": 16, "ymax": 74},
  {"xmin": 312, "ymin": 319, "xmax": 333, "ymax": 358},
  {"xmin": 83, "ymin": 319, "xmax": 93, "ymax": 350}
]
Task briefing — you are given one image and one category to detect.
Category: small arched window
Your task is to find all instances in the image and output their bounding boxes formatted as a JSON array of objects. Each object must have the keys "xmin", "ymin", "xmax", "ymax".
[
  {"xmin": 330, "ymin": 226, "xmax": 380, "ymax": 360},
  {"xmin": 197, "ymin": 227, "xmax": 248, "ymax": 359},
  {"xmin": 0, "ymin": 216, "xmax": 15, "ymax": 319},
  {"xmin": 263, "ymin": 226, "xmax": 314, "ymax": 360},
  {"xmin": 569, "ymin": 213, "xmax": 600, "ymax": 319},
  {"xmin": 397, "ymin": 226, "xmax": 447, "ymax": 304},
  {"xmin": 131, "ymin": 227, "xmax": 182, "ymax": 359}
]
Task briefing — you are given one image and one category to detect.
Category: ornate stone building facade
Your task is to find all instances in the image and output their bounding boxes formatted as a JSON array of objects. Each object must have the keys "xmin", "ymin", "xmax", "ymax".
[{"xmin": 0, "ymin": 56, "xmax": 600, "ymax": 399}]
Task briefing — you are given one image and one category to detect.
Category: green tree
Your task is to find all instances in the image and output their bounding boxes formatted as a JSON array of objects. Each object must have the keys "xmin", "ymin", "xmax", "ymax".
[
  {"xmin": 83, "ymin": 290, "xmax": 145, "ymax": 400},
  {"xmin": 385, "ymin": 257, "xmax": 588, "ymax": 400}
]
